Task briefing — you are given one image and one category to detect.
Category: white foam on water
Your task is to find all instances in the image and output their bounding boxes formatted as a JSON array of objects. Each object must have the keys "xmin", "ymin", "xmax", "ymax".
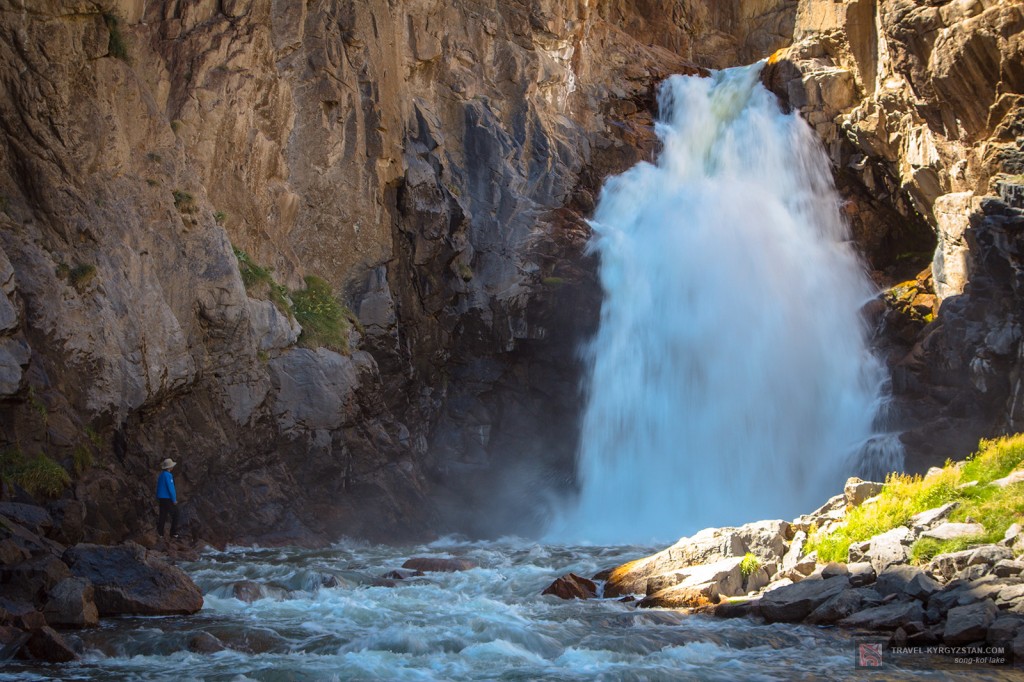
[{"xmin": 551, "ymin": 65, "xmax": 903, "ymax": 544}]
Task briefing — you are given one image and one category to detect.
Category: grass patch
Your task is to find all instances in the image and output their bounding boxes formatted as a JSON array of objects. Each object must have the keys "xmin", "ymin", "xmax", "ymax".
[
  {"xmin": 69, "ymin": 264, "xmax": 97, "ymax": 291},
  {"xmin": 1, "ymin": 447, "xmax": 70, "ymax": 498},
  {"xmin": 172, "ymin": 190, "xmax": 196, "ymax": 213},
  {"xmin": 740, "ymin": 553, "xmax": 761, "ymax": 578},
  {"xmin": 103, "ymin": 12, "xmax": 129, "ymax": 62},
  {"xmin": 85, "ymin": 426, "xmax": 103, "ymax": 448},
  {"xmin": 214, "ymin": 210, "xmax": 227, "ymax": 225},
  {"xmin": 292, "ymin": 275, "xmax": 350, "ymax": 354},
  {"xmin": 72, "ymin": 444, "xmax": 93, "ymax": 475},
  {"xmin": 542, "ymin": 276, "xmax": 566, "ymax": 287},
  {"xmin": 233, "ymin": 247, "xmax": 290, "ymax": 316},
  {"xmin": 808, "ymin": 435, "xmax": 1024, "ymax": 564}
]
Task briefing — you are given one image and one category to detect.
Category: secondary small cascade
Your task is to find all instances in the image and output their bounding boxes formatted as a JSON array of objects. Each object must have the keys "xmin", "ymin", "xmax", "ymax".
[{"xmin": 554, "ymin": 64, "xmax": 903, "ymax": 545}]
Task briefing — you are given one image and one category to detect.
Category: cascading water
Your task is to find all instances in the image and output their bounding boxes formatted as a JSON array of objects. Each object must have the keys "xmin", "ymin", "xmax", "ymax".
[{"xmin": 553, "ymin": 64, "xmax": 903, "ymax": 545}]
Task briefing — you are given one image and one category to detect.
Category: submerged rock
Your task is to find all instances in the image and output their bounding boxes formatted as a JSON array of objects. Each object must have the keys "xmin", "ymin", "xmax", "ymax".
[
  {"xmin": 401, "ymin": 557, "xmax": 477, "ymax": 573},
  {"xmin": 542, "ymin": 573, "xmax": 597, "ymax": 600}
]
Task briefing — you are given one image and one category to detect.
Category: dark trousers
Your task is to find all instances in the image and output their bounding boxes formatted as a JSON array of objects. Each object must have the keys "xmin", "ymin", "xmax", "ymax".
[{"xmin": 157, "ymin": 499, "xmax": 179, "ymax": 537}]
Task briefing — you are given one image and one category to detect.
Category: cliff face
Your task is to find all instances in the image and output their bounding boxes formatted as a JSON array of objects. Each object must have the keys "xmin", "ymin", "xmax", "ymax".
[
  {"xmin": 0, "ymin": 0, "xmax": 802, "ymax": 544},
  {"xmin": 762, "ymin": 0, "xmax": 1024, "ymax": 469},
  {"xmin": 2, "ymin": 0, "xmax": 1020, "ymax": 546}
]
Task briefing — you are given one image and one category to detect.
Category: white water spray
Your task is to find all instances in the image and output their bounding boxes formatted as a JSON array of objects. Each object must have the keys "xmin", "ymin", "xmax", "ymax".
[{"xmin": 553, "ymin": 65, "xmax": 902, "ymax": 545}]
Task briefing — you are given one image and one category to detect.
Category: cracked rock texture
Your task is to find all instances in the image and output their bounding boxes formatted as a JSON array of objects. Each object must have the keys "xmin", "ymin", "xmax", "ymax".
[
  {"xmin": 763, "ymin": 0, "xmax": 1024, "ymax": 471},
  {"xmin": 0, "ymin": 0, "xmax": 800, "ymax": 544},
  {"xmin": 2, "ymin": 0, "xmax": 1021, "ymax": 546}
]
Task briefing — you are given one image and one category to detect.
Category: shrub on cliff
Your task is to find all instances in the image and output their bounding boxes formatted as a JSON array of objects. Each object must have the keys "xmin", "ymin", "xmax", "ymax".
[
  {"xmin": 0, "ymin": 447, "xmax": 71, "ymax": 498},
  {"xmin": 233, "ymin": 247, "xmax": 291, "ymax": 316},
  {"xmin": 291, "ymin": 275, "xmax": 350, "ymax": 354},
  {"xmin": 808, "ymin": 434, "xmax": 1024, "ymax": 563}
]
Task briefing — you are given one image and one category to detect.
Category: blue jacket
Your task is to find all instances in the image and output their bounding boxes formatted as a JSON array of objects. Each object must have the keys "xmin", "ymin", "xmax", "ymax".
[{"xmin": 156, "ymin": 470, "xmax": 176, "ymax": 503}]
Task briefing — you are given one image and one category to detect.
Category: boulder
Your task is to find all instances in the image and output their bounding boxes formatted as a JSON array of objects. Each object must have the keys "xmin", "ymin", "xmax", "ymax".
[
  {"xmin": 401, "ymin": 557, "xmax": 477, "ymax": 573},
  {"xmin": 1, "ymin": 554, "xmax": 71, "ymax": 604},
  {"xmin": 921, "ymin": 523, "xmax": 985, "ymax": 541},
  {"xmin": 987, "ymin": 615, "xmax": 1024, "ymax": 646},
  {"xmin": 991, "ymin": 469, "xmax": 1024, "ymax": 488},
  {"xmin": 847, "ymin": 539, "xmax": 871, "ymax": 563},
  {"xmin": 844, "ymin": 478, "xmax": 884, "ymax": 507},
  {"xmin": 944, "ymin": 600, "xmax": 998, "ymax": 645},
  {"xmin": 908, "ymin": 502, "xmax": 958, "ymax": 531},
  {"xmin": 1002, "ymin": 523, "xmax": 1022, "ymax": 547},
  {"xmin": 640, "ymin": 580, "xmax": 720, "ymax": 609},
  {"xmin": 542, "ymin": 573, "xmax": 597, "ymax": 600},
  {"xmin": 805, "ymin": 588, "xmax": 863, "ymax": 625},
  {"xmin": 848, "ymin": 562, "xmax": 876, "ymax": 587},
  {"xmin": 42, "ymin": 577, "xmax": 98, "ymax": 628},
  {"xmin": 760, "ymin": 576, "xmax": 851, "ymax": 623},
  {"xmin": 821, "ymin": 562, "xmax": 849, "ymax": 580},
  {"xmin": 647, "ymin": 557, "xmax": 746, "ymax": 598},
  {"xmin": 188, "ymin": 631, "xmax": 226, "ymax": 653},
  {"xmin": 866, "ymin": 527, "xmax": 911, "ymax": 573},
  {"xmin": 968, "ymin": 545, "xmax": 1014, "ymax": 567},
  {"xmin": 230, "ymin": 580, "xmax": 290, "ymax": 603},
  {"xmin": 735, "ymin": 520, "xmax": 792, "ymax": 562},
  {"xmin": 0, "ymin": 625, "xmax": 30, "ymax": 662},
  {"xmin": 745, "ymin": 566, "xmax": 770, "ymax": 594},
  {"xmin": 993, "ymin": 560, "xmax": 1024, "ymax": 578},
  {"xmin": 0, "ymin": 503, "xmax": 53, "ymax": 537},
  {"xmin": 927, "ymin": 550, "xmax": 976, "ymax": 581},
  {"xmin": 839, "ymin": 600, "xmax": 926, "ymax": 630},
  {"xmin": 62, "ymin": 543, "xmax": 202, "ymax": 615},
  {"xmin": 958, "ymin": 564, "xmax": 991, "ymax": 581},
  {"xmin": 996, "ymin": 583, "xmax": 1024, "ymax": 610},
  {"xmin": 874, "ymin": 566, "xmax": 940, "ymax": 601},
  {"xmin": 780, "ymin": 531, "xmax": 807, "ymax": 574},
  {"xmin": 44, "ymin": 500, "xmax": 85, "ymax": 546},
  {"xmin": 604, "ymin": 527, "xmax": 749, "ymax": 598},
  {"xmin": 24, "ymin": 625, "xmax": 77, "ymax": 662}
]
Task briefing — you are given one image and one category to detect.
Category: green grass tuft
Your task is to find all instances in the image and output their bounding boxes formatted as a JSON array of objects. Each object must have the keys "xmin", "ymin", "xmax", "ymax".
[
  {"xmin": 172, "ymin": 190, "xmax": 196, "ymax": 213},
  {"xmin": 69, "ymin": 264, "xmax": 97, "ymax": 291},
  {"xmin": 808, "ymin": 435, "xmax": 1024, "ymax": 564},
  {"xmin": 740, "ymin": 552, "xmax": 761, "ymax": 578},
  {"xmin": 72, "ymin": 444, "xmax": 93, "ymax": 476},
  {"xmin": 103, "ymin": 12, "xmax": 130, "ymax": 62},
  {"xmin": 292, "ymin": 275, "xmax": 350, "ymax": 354},
  {"xmin": 233, "ymin": 247, "xmax": 291, "ymax": 316},
  {"xmin": 214, "ymin": 210, "xmax": 228, "ymax": 225},
  {"xmin": 1, "ymin": 448, "xmax": 70, "ymax": 498}
]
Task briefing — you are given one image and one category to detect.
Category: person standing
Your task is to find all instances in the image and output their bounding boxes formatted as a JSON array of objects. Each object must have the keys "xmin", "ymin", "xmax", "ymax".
[{"xmin": 156, "ymin": 458, "xmax": 180, "ymax": 539}]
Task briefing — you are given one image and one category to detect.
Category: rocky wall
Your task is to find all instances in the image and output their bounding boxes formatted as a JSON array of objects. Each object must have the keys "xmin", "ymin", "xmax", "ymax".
[{"xmin": 0, "ymin": 0, "xmax": 803, "ymax": 544}]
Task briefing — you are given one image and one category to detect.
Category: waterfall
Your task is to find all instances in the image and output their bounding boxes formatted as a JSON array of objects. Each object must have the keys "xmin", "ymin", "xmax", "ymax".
[{"xmin": 552, "ymin": 65, "xmax": 903, "ymax": 545}]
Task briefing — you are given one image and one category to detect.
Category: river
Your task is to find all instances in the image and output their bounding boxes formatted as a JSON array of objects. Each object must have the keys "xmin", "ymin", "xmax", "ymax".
[{"xmin": 2, "ymin": 539, "xmax": 1012, "ymax": 681}]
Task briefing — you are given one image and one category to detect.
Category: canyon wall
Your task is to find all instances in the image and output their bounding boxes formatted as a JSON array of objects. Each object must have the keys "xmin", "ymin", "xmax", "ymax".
[
  {"xmin": 0, "ymin": 0, "xmax": 798, "ymax": 544},
  {"xmin": 763, "ymin": 0, "xmax": 1024, "ymax": 469},
  {"xmin": 1, "ymin": 0, "xmax": 1020, "ymax": 545}
]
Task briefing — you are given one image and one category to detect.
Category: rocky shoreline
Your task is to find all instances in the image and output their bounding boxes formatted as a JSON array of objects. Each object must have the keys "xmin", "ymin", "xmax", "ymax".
[
  {"xmin": 545, "ymin": 472, "xmax": 1024, "ymax": 666},
  {"xmin": 0, "ymin": 501, "xmax": 202, "ymax": 663}
]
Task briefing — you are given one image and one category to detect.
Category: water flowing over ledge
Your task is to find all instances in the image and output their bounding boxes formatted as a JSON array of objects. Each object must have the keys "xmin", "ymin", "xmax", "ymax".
[{"xmin": 550, "ymin": 64, "xmax": 903, "ymax": 545}]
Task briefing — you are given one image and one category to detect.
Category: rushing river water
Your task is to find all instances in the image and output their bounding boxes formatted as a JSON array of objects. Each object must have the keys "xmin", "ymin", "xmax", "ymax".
[{"xmin": 2, "ymin": 539, "xmax": 1012, "ymax": 681}]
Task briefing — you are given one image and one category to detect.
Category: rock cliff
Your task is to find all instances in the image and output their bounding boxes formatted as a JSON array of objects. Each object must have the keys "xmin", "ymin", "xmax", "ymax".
[
  {"xmin": 763, "ymin": 0, "xmax": 1024, "ymax": 469},
  {"xmin": 1, "ymin": 0, "xmax": 1021, "ymax": 546},
  {"xmin": 0, "ymin": 0, "xmax": 800, "ymax": 544}
]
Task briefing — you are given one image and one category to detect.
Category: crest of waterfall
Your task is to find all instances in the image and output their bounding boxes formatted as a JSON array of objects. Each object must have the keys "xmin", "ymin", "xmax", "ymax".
[{"xmin": 550, "ymin": 64, "xmax": 903, "ymax": 545}]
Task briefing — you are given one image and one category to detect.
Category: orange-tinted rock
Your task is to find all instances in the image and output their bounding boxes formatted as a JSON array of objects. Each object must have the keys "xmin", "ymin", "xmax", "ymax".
[{"xmin": 542, "ymin": 573, "xmax": 597, "ymax": 600}]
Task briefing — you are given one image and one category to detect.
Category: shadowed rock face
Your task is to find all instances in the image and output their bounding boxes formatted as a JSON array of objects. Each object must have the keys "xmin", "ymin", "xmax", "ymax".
[
  {"xmin": 763, "ymin": 1, "xmax": 1024, "ymax": 471},
  {"xmin": 0, "ymin": 1, "xmax": 799, "ymax": 544}
]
